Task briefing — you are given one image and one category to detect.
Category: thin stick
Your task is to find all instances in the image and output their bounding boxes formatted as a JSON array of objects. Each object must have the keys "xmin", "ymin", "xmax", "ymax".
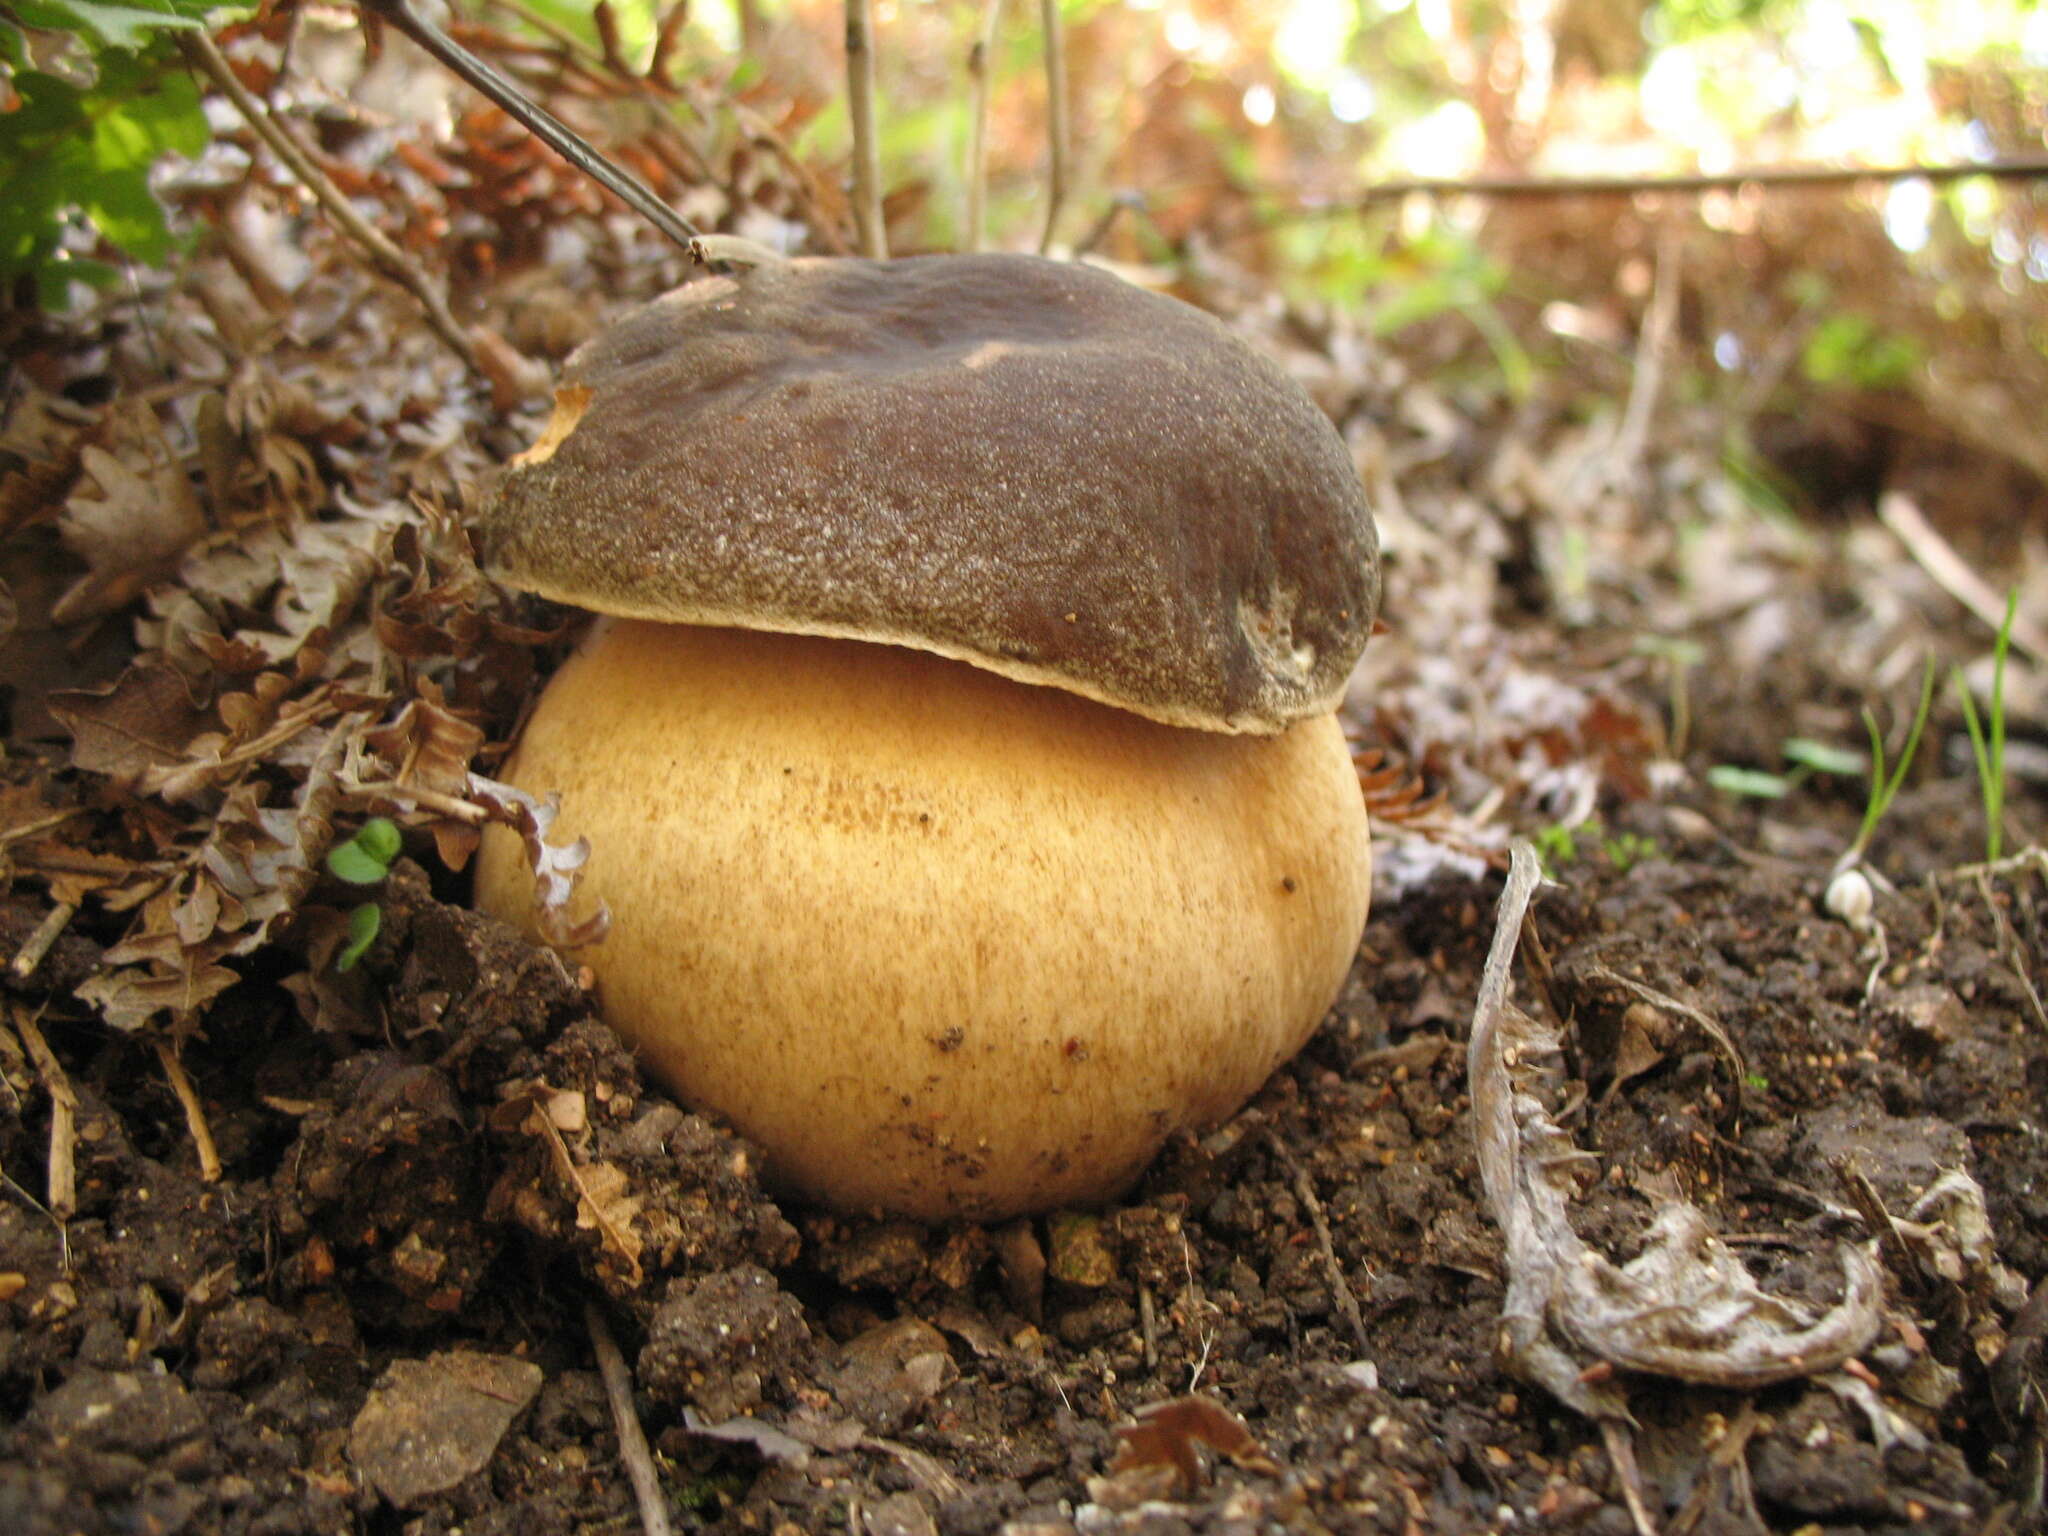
[
  {"xmin": 1037, "ymin": 0, "xmax": 1069, "ymax": 254},
  {"xmin": 1220, "ymin": 154, "xmax": 2048, "ymax": 239},
  {"xmin": 846, "ymin": 0, "xmax": 887, "ymax": 258},
  {"xmin": 1266, "ymin": 1131, "xmax": 1373, "ymax": 1356},
  {"xmin": 1878, "ymin": 492, "xmax": 2048, "ymax": 664},
  {"xmin": 12, "ymin": 902, "xmax": 77, "ymax": 980},
  {"xmin": 14, "ymin": 1008, "xmax": 77, "ymax": 1219},
  {"xmin": 586, "ymin": 1298, "xmax": 676, "ymax": 1536},
  {"xmin": 360, "ymin": 0, "xmax": 701, "ymax": 253},
  {"xmin": 964, "ymin": 0, "xmax": 1002, "ymax": 252},
  {"xmin": 177, "ymin": 33, "xmax": 484, "ymax": 378},
  {"xmin": 156, "ymin": 1040, "xmax": 222, "ymax": 1183}
]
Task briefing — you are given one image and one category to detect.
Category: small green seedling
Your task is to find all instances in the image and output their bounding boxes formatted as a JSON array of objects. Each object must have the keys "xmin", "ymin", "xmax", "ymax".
[
  {"xmin": 325, "ymin": 817, "xmax": 402, "ymax": 971},
  {"xmin": 1707, "ymin": 765, "xmax": 1793, "ymax": 799},
  {"xmin": 1841, "ymin": 660, "xmax": 1936, "ymax": 869},
  {"xmin": 1953, "ymin": 588, "xmax": 2018, "ymax": 864},
  {"xmin": 1533, "ymin": 820, "xmax": 1662, "ymax": 877},
  {"xmin": 1781, "ymin": 737, "xmax": 1867, "ymax": 778}
]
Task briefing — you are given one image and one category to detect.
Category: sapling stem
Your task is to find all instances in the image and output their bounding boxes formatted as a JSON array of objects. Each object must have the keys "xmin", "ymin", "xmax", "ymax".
[
  {"xmin": 1954, "ymin": 587, "xmax": 2019, "ymax": 864},
  {"xmin": 846, "ymin": 0, "xmax": 888, "ymax": 257}
]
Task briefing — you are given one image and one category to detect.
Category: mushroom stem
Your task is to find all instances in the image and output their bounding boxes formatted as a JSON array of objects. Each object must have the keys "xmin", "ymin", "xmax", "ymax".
[{"xmin": 477, "ymin": 621, "xmax": 1372, "ymax": 1220}]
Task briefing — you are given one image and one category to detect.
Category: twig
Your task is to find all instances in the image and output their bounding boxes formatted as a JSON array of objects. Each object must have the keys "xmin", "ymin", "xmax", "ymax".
[
  {"xmin": 177, "ymin": 32, "xmax": 485, "ymax": 379},
  {"xmin": 1221, "ymin": 154, "xmax": 2048, "ymax": 239},
  {"xmin": 964, "ymin": 0, "xmax": 1002, "ymax": 252},
  {"xmin": 1829, "ymin": 1155, "xmax": 1921, "ymax": 1290},
  {"xmin": 359, "ymin": 0, "xmax": 701, "ymax": 254},
  {"xmin": 846, "ymin": 0, "xmax": 887, "ymax": 258},
  {"xmin": 1609, "ymin": 224, "xmax": 1680, "ymax": 477},
  {"xmin": 0, "ymin": 806, "xmax": 89, "ymax": 848},
  {"xmin": 157, "ymin": 1039, "xmax": 221, "ymax": 1183},
  {"xmin": 12, "ymin": 902, "xmax": 77, "ymax": 980},
  {"xmin": 1266, "ymin": 1131, "xmax": 1373, "ymax": 1357},
  {"xmin": 1601, "ymin": 1418, "xmax": 1660, "ymax": 1536},
  {"xmin": 1879, "ymin": 492, "xmax": 2048, "ymax": 664},
  {"xmin": 586, "ymin": 1298, "xmax": 676, "ymax": 1536},
  {"xmin": 1037, "ymin": 0, "xmax": 1069, "ymax": 254},
  {"xmin": 13, "ymin": 1007, "xmax": 78, "ymax": 1219}
]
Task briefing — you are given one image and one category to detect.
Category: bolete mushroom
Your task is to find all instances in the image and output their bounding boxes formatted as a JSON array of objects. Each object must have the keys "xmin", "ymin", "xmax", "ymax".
[{"xmin": 472, "ymin": 254, "xmax": 1379, "ymax": 1221}]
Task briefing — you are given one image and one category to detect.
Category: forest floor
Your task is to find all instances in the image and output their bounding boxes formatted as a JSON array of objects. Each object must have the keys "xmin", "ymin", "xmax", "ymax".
[{"xmin": 4, "ymin": 24, "xmax": 2048, "ymax": 1536}]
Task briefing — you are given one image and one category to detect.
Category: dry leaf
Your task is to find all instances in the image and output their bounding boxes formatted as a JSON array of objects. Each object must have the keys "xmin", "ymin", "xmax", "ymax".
[
  {"xmin": 50, "ymin": 664, "xmax": 211, "ymax": 790},
  {"xmin": 1107, "ymin": 1396, "xmax": 1278, "ymax": 1489},
  {"xmin": 55, "ymin": 429, "xmax": 209, "ymax": 623},
  {"xmin": 466, "ymin": 774, "xmax": 609, "ymax": 949}
]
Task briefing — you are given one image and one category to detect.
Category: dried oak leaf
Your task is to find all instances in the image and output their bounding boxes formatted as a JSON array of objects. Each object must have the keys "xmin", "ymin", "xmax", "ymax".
[
  {"xmin": 80, "ymin": 727, "xmax": 354, "ymax": 1032},
  {"xmin": 0, "ymin": 385, "xmax": 94, "ymax": 536},
  {"xmin": 50, "ymin": 663, "xmax": 211, "ymax": 790},
  {"xmin": 364, "ymin": 686, "xmax": 487, "ymax": 868},
  {"xmin": 54, "ymin": 431, "xmax": 209, "ymax": 624},
  {"xmin": 467, "ymin": 774, "xmax": 609, "ymax": 949},
  {"xmin": 1107, "ymin": 1396, "xmax": 1279, "ymax": 1490}
]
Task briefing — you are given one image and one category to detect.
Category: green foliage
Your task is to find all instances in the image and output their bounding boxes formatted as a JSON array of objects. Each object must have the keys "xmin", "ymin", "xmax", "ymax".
[
  {"xmin": 1707, "ymin": 764, "xmax": 1793, "ymax": 799},
  {"xmin": 1800, "ymin": 311, "xmax": 1923, "ymax": 390},
  {"xmin": 337, "ymin": 902, "xmax": 382, "ymax": 973},
  {"xmin": 1953, "ymin": 588, "xmax": 2018, "ymax": 864},
  {"xmin": 325, "ymin": 817, "xmax": 401, "ymax": 973},
  {"xmin": 0, "ymin": 1, "xmax": 214, "ymax": 305},
  {"xmin": 325, "ymin": 816, "xmax": 402, "ymax": 884},
  {"xmin": 1782, "ymin": 737, "xmax": 1868, "ymax": 777},
  {"xmin": 1846, "ymin": 660, "xmax": 1936, "ymax": 864},
  {"xmin": 1533, "ymin": 820, "xmax": 1663, "ymax": 876}
]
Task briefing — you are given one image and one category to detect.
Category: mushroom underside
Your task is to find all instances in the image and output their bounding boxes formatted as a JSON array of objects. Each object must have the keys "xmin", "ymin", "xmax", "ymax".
[{"xmin": 474, "ymin": 618, "xmax": 1373, "ymax": 1220}]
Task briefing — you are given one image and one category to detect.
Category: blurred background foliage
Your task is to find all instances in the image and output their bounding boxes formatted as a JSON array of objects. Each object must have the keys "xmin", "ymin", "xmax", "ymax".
[{"xmin": 3, "ymin": 0, "xmax": 2044, "ymax": 538}]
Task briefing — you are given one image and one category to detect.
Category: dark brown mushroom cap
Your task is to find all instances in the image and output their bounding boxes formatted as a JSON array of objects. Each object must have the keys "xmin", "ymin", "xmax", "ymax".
[{"xmin": 476, "ymin": 253, "xmax": 1379, "ymax": 732}]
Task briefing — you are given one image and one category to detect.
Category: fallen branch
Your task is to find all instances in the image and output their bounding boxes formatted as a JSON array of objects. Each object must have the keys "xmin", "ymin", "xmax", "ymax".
[{"xmin": 1225, "ymin": 154, "xmax": 2048, "ymax": 238}]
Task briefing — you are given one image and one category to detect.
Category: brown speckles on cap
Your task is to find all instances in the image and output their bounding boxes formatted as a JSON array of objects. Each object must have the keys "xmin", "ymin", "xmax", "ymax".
[{"xmin": 475, "ymin": 253, "xmax": 1379, "ymax": 732}]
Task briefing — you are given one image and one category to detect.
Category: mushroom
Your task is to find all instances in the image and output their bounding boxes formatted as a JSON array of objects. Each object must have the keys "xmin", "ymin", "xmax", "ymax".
[{"xmin": 472, "ymin": 254, "xmax": 1379, "ymax": 1221}]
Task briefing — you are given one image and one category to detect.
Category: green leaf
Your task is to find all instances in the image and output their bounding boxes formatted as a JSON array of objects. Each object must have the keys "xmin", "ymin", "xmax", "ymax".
[
  {"xmin": 1708, "ymin": 765, "xmax": 1792, "ymax": 799},
  {"xmin": 336, "ymin": 903, "xmax": 382, "ymax": 972},
  {"xmin": 1781, "ymin": 737, "xmax": 1866, "ymax": 776},
  {"xmin": 11, "ymin": 0, "xmax": 210, "ymax": 51},
  {"xmin": 326, "ymin": 817, "xmax": 403, "ymax": 883},
  {"xmin": 355, "ymin": 816, "xmax": 403, "ymax": 867}
]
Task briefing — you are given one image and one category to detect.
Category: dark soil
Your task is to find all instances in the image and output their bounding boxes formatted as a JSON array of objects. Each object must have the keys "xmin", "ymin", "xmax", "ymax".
[{"xmin": 3, "ymin": 752, "xmax": 2043, "ymax": 1534}]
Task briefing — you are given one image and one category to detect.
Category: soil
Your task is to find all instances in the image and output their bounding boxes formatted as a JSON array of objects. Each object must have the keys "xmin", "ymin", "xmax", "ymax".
[{"xmin": 3, "ymin": 740, "xmax": 2043, "ymax": 1534}]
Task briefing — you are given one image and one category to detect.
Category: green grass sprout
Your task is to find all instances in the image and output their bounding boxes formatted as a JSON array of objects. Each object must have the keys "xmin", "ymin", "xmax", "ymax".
[
  {"xmin": 1953, "ymin": 587, "xmax": 2018, "ymax": 864},
  {"xmin": 1842, "ymin": 659, "xmax": 1936, "ymax": 869}
]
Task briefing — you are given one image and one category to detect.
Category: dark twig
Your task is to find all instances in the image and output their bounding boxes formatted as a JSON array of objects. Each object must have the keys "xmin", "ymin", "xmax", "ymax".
[
  {"xmin": 359, "ymin": 0, "xmax": 701, "ymax": 254},
  {"xmin": 846, "ymin": 0, "xmax": 887, "ymax": 257},
  {"xmin": 1266, "ymin": 1131, "xmax": 1373, "ymax": 1357},
  {"xmin": 1037, "ymin": 0, "xmax": 1069, "ymax": 253},
  {"xmin": 586, "ymin": 1298, "xmax": 675, "ymax": 1536}
]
